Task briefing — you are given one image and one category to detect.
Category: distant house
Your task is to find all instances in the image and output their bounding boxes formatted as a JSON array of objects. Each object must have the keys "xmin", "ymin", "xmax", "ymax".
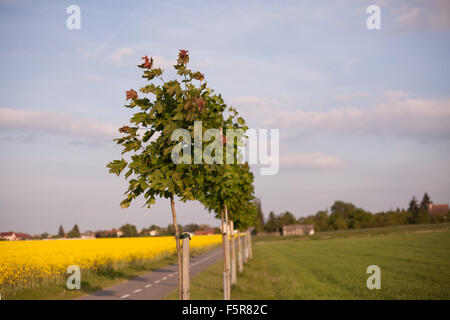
[
  {"xmin": 428, "ymin": 204, "xmax": 449, "ymax": 217},
  {"xmin": 194, "ymin": 228, "xmax": 216, "ymax": 236},
  {"xmin": 81, "ymin": 231, "xmax": 95, "ymax": 239},
  {"xmin": 139, "ymin": 228, "xmax": 160, "ymax": 236},
  {"xmin": 106, "ymin": 229, "xmax": 123, "ymax": 237},
  {"xmin": 17, "ymin": 232, "xmax": 32, "ymax": 240},
  {"xmin": 96, "ymin": 229, "xmax": 123, "ymax": 238},
  {"xmin": 0, "ymin": 232, "xmax": 32, "ymax": 241},
  {"xmin": 281, "ymin": 224, "xmax": 315, "ymax": 236}
]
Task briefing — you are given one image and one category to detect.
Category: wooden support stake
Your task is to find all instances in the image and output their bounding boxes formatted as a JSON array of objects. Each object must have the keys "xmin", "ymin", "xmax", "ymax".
[
  {"xmin": 181, "ymin": 237, "xmax": 190, "ymax": 300},
  {"xmin": 223, "ymin": 271, "xmax": 227, "ymax": 300},
  {"xmin": 224, "ymin": 230, "xmax": 230, "ymax": 299},
  {"xmin": 230, "ymin": 222, "xmax": 237, "ymax": 286},
  {"xmin": 221, "ymin": 211, "xmax": 229, "ymax": 300},
  {"xmin": 170, "ymin": 195, "xmax": 183, "ymax": 300},
  {"xmin": 237, "ymin": 230, "xmax": 243, "ymax": 274},
  {"xmin": 224, "ymin": 205, "xmax": 231, "ymax": 299},
  {"xmin": 248, "ymin": 230, "xmax": 253, "ymax": 260},
  {"xmin": 244, "ymin": 230, "xmax": 249, "ymax": 264}
]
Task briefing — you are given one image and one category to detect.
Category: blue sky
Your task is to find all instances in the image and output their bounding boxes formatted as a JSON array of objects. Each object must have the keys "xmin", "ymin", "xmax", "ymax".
[{"xmin": 0, "ymin": 0, "xmax": 449, "ymax": 234}]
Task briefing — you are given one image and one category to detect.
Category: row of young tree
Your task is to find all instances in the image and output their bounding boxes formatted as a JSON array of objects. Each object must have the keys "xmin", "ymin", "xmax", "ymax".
[
  {"xmin": 107, "ymin": 50, "xmax": 257, "ymax": 300},
  {"xmin": 254, "ymin": 193, "xmax": 448, "ymax": 233}
]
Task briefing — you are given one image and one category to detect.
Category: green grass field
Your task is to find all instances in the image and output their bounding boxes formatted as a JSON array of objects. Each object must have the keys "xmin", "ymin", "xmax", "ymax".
[{"xmin": 165, "ymin": 224, "xmax": 450, "ymax": 299}]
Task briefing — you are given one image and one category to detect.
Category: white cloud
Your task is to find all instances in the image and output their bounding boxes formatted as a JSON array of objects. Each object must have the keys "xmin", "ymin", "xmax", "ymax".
[
  {"xmin": 393, "ymin": 0, "xmax": 450, "ymax": 30},
  {"xmin": 397, "ymin": 7, "xmax": 425, "ymax": 28},
  {"xmin": 109, "ymin": 47, "xmax": 134, "ymax": 65},
  {"xmin": 265, "ymin": 91, "xmax": 450, "ymax": 140},
  {"xmin": 0, "ymin": 108, "xmax": 117, "ymax": 140},
  {"xmin": 281, "ymin": 153, "xmax": 345, "ymax": 169},
  {"xmin": 228, "ymin": 96, "xmax": 288, "ymax": 126}
]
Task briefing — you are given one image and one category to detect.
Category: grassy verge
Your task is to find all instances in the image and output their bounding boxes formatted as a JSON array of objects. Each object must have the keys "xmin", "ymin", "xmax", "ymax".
[
  {"xmin": 165, "ymin": 224, "xmax": 450, "ymax": 299},
  {"xmin": 8, "ymin": 244, "xmax": 219, "ymax": 300}
]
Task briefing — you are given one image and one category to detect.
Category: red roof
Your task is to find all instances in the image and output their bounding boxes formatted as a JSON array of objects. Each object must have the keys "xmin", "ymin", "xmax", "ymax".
[
  {"xmin": 104, "ymin": 230, "xmax": 114, "ymax": 235},
  {"xmin": 429, "ymin": 204, "xmax": 449, "ymax": 216},
  {"xmin": 0, "ymin": 232, "xmax": 32, "ymax": 239},
  {"xmin": 194, "ymin": 228, "xmax": 216, "ymax": 235},
  {"xmin": 15, "ymin": 233, "xmax": 32, "ymax": 239}
]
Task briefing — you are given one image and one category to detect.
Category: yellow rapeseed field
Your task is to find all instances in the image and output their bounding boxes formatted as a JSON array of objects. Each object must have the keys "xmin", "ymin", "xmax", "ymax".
[{"xmin": 0, "ymin": 235, "xmax": 221, "ymax": 297}]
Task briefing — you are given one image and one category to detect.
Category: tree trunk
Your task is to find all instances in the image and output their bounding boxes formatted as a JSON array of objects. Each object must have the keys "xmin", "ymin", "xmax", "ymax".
[{"xmin": 170, "ymin": 195, "xmax": 183, "ymax": 300}]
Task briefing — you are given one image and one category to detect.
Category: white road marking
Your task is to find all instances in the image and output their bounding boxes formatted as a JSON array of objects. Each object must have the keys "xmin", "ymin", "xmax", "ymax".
[
  {"xmin": 191, "ymin": 250, "xmax": 222, "ymax": 267},
  {"xmin": 115, "ymin": 250, "xmax": 220, "ymax": 300}
]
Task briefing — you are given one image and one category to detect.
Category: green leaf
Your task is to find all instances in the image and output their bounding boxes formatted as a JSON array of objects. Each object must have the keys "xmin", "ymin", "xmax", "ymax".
[
  {"xmin": 165, "ymin": 81, "xmax": 181, "ymax": 96},
  {"xmin": 142, "ymin": 129, "xmax": 156, "ymax": 143},
  {"xmin": 142, "ymin": 68, "xmax": 163, "ymax": 80},
  {"xmin": 140, "ymin": 180, "xmax": 148, "ymax": 190},
  {"xmin": 130, "ymin": 112, "xmax": 148, "ymax": 124},
  {"xmin": 140, "ymin": 84, "xmax": 161, "ymax": 95},
  {"xmin": 155, "ymin": 101, "xmax": 163, "ymax": 113},
  {"xmin": 124, "ymin": 169, "xmax": 133, "ymax": 179},
  {"xmin": 144, "ymin": 196, "xmax": 156, "ymax": 208},
  {"xmin": 120, "ymin": 198, "xmax": 132, "ymax": 208},
  {"xmin": 122, "ymin": 140, "xmax": 141, "ymax": 154},
  {"xmin": 106, "ymin": 159, "xmax": 128, "ymax": 176}
]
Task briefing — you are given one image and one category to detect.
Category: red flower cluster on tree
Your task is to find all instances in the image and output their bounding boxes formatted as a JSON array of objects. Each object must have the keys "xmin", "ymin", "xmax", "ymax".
[
  {"xmin": 119, "ymin": 125, "xmax": 130, "ymax": 133},
  {"xmin": 141, "ymin": 55, "xmax": 153, "ymax": 69},
  {"xmin": 193, "ymin": 72, "xmax": 205, "ymax": 81},
  {"xmin": 177, "ymin": 49, "xmax": 189, "ymax": 65},
  {"xmin": 126, "ymin": 89, "xmax": 138, "ymax": 101},
  {"xmin": 196, "ymin": 97, "xmax": 205, "ymax": 111}
]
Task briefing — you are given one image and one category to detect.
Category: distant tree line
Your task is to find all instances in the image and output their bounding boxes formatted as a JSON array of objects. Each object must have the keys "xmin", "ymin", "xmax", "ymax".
[
  {"xmin": 95, "ymin": 223, "xmax": 218, "ymax": 238},
  {"xmin": 54, "ymin": 224, "xmax": 80, "ymax": 238},
  {"xmin": 40, "ymin": 223, "xmax": 219, "ymax": 239},
  {"xmin": 254, "ymin": 193, "xmax": 449, "ymax": 234},
  {"xmin": 30, "ymin": 224, "xmax": 81, "ymax": 239}
]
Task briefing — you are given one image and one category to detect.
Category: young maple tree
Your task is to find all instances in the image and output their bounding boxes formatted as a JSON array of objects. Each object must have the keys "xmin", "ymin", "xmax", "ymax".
[
  {"xmin": 196, "ymin": 109, "xmax": 257, "ymax": 299},
  {"xmin": 107, "ymin": 49, "xmax": 227, "ymax": 299},
  {"xmin": 225, "ymin": 165, "xmax": 257, "ymax": 232}
]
